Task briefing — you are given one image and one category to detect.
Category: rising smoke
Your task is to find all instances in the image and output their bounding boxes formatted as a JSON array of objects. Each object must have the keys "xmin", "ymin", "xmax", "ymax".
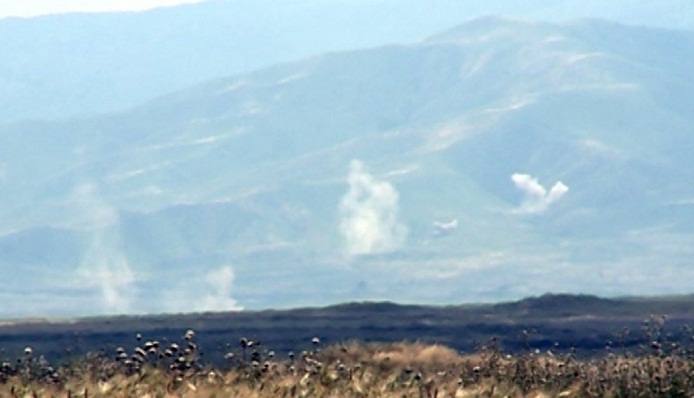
[
  {"xmin": 200, "ymin": 265, "xmax": 243, "ymax": 311},
  {"xmin": 161, "ymin": 265, "xmax": 243, "ymax": 313},
  {"xmin": 74, "ymin": 184, "xmax": 136, "ymax": 314},
  {"xmin": 511, "ymin": 173, "xmax": 569, "ymax": 214},
  {"xmin": 433, "ymin": 219, "xmax": 459, "ymax": 235},
  {"xmin": 339, "ymin": 160, "xmax": 407, "ymax": 255}
]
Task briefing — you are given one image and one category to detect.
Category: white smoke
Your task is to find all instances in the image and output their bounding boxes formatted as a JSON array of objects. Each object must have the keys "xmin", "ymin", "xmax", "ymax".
[
  {"xmin": 200, "ymin": 265, "xmax": 243, "ymax": 312},
  {"xmin": 162, "ymin": 265, "xmax": 243, "ymax": 313},
  {"xmin": 433, "ymin": 219, "xmax": 459, "ymax": 235},
  {"xmin": 74, "ymin": 184, "xmax": 136, "ymax": 314},
  {"xmin": 511, "ymin": 173, "xmax": 569, "ymax": 214},
  {"xmin": 339, "ymin": 160, "xmax": 407, "ymax": 255},
  {"xmin": 81, "ymin": 232, "xmax": 136, "ymax": 314}
]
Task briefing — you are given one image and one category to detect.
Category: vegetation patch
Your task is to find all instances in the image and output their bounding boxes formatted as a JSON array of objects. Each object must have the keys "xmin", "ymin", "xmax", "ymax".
[{"xmin": 2, "ymin": 326, "xmax": 694, "ymax": 397}]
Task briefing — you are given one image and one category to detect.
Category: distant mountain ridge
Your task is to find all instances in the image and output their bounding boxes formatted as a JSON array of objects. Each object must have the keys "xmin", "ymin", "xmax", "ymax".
[
  {"xmin": 1, "ymin": 18, "xmax": 694, "ymax": 317},
  {"xmin": 3, "ymin": 293, "xmax": 694, "ymax": 365},
  {"xmin": 1, "ymin": 0, "xmax": 692, "ymax": 122}
]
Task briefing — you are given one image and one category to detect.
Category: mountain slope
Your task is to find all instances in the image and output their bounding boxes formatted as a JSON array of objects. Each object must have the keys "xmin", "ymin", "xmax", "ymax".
[
  {"xmin": 1, "ymin": 18, "xmax": 693, "ymax": 317},
  {"xmin": 1, "ymin": 0, "xmax": 693, "ymax": 122}
]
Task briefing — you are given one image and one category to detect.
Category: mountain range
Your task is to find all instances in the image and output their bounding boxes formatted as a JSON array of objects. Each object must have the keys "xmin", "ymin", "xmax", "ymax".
[
  {"xmin": 1, "ymin": 0, "xmax": 693, "ymax": 121},
  {"xmin": 1, "ymin": 13, "xmax": 693, "ymax": 317}
]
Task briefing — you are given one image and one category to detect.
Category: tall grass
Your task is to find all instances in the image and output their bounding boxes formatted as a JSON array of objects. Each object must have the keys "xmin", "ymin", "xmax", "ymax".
[{"xmin": 2, "ymin": 329, "xmax": 694, "ymax": 397}]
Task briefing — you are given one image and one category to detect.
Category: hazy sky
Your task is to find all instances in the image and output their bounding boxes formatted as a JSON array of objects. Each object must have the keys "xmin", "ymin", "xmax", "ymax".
[{"xmin": 0, "ymin": 0, "xmax": 206, "ymax": 18}]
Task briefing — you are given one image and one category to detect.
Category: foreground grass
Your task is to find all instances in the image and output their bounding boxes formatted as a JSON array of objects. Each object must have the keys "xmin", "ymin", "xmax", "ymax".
[{"xmin": 2, "ymin": 336, "xmax": 694, "ymax": 397}]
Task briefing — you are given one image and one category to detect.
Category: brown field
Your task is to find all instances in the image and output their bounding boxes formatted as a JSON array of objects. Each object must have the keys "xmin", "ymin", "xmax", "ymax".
[
  {"xmin": 2, "ymin": 334, "xmax": 694, "ymax": 398},
  {"xmin": 3, "ymin": 296, "xmax": 694, "ymax": 397}
]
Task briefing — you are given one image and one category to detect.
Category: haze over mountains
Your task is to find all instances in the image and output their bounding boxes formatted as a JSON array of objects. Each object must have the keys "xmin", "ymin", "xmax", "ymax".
[
  {"xmin": 1, "ymin": 2, "xmax": 693, "ymax": 318},
  {"xmin": 1, "ymin": 0, "xmax": 693, "ymax": 121}
]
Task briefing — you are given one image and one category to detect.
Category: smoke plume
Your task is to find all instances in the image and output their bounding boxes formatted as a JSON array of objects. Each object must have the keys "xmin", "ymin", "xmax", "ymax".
[
  {"xmin": 75, "ymin": 184, "xmax": 136, "ymax": 314},
  {"xmin": 433, "ymin": 219, "xmax": 459, "ymax": 235},
  {"xmin": 200, "ymin": 265, "xmax": 243, "ymax": 312},
  {"xmin": 511, "ymin": 173, "xmax": 569, "ymax": 214},
  {"xmin": 161, "ymin": 265, "xmax": 243, "ymax": 313},
  {"xmin": 339, "ymin": 160, "xmax": 407, "ymax": 255}
]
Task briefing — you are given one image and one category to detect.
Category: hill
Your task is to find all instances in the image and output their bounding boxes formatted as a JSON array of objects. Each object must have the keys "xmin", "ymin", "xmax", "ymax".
[
  {"xmin": 1, "ymin": 1, "xmax": 692, "ymax": 121},
  {"xmin": 2, "ymin": 294, "xmax": 694, "ymax": 365},
  {"xmin": 1, "ymin": 18, "xmax": 694, "ymax": 317}
]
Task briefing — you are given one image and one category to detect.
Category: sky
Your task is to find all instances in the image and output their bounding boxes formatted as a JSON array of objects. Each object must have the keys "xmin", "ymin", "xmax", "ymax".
[{"xmin": 0, "ymin": 0, "xmax": 206, "ymax": 18}]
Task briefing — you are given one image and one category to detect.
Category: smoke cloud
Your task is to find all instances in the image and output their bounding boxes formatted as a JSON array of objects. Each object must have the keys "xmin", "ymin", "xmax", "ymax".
[
  {"xmin": 161, "ymin": 265, "xmax": 243, "ymax": 313},
  {"xmin": 200, "ymin": 265, "xmax": 243, "ymax": 312},
  {"xmin": 81, "ymin": 231, "xmax": 136, "ymax": 313},
  {"xmin": 511, "ymin": 173, "xmax": 569, "ymax": 214},
  {"xmin": 74, "ymin": 184, "xmax": 136, "ymax": 314},
  {"xmin": 339, "ymin": 160, "xmax": 407, "ymax": 255},
  {"xmin": 433, "ymin": 219, "xmax": 459, "ymax": 235}
]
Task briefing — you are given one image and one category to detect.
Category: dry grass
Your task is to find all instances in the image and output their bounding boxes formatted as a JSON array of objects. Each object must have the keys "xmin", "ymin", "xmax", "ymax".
[{"xmin": 1, "ymin": 333, "xmax": 694, "ymax": 397}]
